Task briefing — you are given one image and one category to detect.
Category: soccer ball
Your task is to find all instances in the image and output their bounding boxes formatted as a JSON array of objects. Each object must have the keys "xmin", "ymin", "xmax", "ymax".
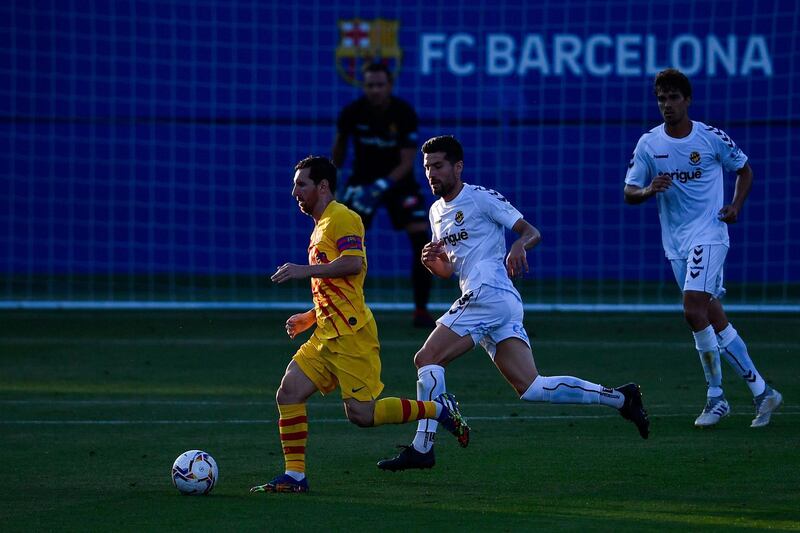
[{"xmin": 171, "ymin": 450, "xmax": 218, "ymax": 495}]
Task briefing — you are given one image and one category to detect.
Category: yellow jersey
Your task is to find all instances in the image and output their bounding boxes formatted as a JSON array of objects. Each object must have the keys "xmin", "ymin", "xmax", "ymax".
[{"xmin": 308, "ymin": 201, "xmax": 373, "ymax": 339}]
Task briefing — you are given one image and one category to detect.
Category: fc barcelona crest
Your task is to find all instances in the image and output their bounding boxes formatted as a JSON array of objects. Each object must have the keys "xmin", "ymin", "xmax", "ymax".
[{"xmin": 335, "ymin": 18, "xmax": 402, "ymax": 87}]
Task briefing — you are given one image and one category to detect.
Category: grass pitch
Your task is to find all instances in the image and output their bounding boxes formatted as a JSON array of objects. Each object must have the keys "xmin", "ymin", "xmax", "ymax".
[{"xmin": 1, "ymin": 310, "xmax": 798, "ymax": 532}]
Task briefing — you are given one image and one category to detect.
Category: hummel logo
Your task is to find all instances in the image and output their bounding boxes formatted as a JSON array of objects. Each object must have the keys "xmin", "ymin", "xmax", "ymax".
[
  {"xmin": 690, "ymin": 271, "xmax": 700, "ymax": 279},
  {"xmin": 653, "ymin": 154, "xmax": 669, "ymax": 159}
]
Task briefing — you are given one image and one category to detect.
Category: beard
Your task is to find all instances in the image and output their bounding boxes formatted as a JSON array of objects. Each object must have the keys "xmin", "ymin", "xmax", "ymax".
[
  {"xmin": 437, "ymin": 182, "xmax": 453, "ymax": 197},
  {"xmin": 297, "ymin": 200, "xmax": 311, "ymax": 215},
  {"xmin": 431, "ymin": 177, "xmax": 456, "ymax": 198}
]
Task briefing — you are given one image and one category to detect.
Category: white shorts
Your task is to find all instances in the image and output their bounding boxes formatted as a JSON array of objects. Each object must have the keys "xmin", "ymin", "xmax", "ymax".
[
  {"xmin": 670, "ymin": 243, "xmax": 728, "ymax": 299},
  {"xmin": 437, "ymin": 285, "xmax": 530, "ymax": 360}
]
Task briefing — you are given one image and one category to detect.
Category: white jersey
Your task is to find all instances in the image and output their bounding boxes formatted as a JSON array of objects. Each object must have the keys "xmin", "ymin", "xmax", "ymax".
[
  {"xmin": 429, "ymin": 183, "xmax": 524, "ymax": 294},
  {"xmin": 625, "ymin": 120, "xmax": 748, "ymax": 260}
]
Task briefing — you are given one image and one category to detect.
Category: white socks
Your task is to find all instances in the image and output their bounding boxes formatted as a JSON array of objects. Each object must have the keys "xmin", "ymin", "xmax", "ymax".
[
  {"xmin": 717, "ymin": 323, "xmax": 766, "ymax": 396},
  {"xmin": 412, "ymin": 364, "xmax": 446, "ymax": 453},
  {"xmin": 521, "ymin": 375, "xmax": 624, "ymax": 409},
  {"xmin": 693, "ymin": 325, "xmax": 723, "ymax": 397}
]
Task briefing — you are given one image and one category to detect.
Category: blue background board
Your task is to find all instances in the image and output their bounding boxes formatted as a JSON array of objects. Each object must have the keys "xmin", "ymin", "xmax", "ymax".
[{"xmin": 1, "ymin": 0, "xmax": 798, "ymax": 300}]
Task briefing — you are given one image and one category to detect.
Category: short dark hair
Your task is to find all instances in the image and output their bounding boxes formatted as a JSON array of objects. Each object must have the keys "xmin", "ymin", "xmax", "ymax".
[
  {"xmin": 421, "ymin": 135, "xmax": 463, "ymax": 165},
  {"xmin": 654, "ymin": 68, "xmax": 692, "ymax": 99},
  {"xmin": 362, "ymin": 62, "xmax": 393, "ymax": 84},
  {"xmin": 295, "ymin": 156, "xmax": 337, "ymax": 192}
]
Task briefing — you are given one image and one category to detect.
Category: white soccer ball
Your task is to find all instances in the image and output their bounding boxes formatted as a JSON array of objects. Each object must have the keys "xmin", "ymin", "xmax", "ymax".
[{"xmin": 171, "ymin": 450, "xmax": 218, "ymax": 495}]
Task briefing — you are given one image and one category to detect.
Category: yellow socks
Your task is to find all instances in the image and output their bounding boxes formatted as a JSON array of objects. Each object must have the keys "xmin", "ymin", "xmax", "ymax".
[
  {"xmin": 277, "ymin": 403, "xmax": 308, "ymax": 473},
  {"xmin": 373, "ymin": 397, "xmax": 440, "ymax": 426}
]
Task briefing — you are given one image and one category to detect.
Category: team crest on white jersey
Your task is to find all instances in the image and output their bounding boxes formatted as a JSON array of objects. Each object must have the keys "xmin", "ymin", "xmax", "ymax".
[{"xmin": 454, "ymin": 210, "xmax": 465, "ymax": 225}]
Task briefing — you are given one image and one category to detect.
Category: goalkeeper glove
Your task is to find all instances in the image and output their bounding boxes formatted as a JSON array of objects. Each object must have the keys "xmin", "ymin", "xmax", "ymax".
[
  {"xmin": 347, "ymin": 178, "xmax": 391, "ymax": 216},
  {"xmin": 342, "ymin": 184, "xmax": 364, "ymax": 207}
]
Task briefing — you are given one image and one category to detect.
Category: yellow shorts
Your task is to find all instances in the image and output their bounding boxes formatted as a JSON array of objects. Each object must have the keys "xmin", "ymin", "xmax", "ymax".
[{"xmin": 293, "ymin": 317, "xmax": 384, "ymax": 401}]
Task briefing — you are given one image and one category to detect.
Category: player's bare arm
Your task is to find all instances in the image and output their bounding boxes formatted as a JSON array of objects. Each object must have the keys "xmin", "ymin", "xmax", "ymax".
[
  {"xmin": 623, "ymin": 175, "xmax": 672, "ymax": 204},
  {"xmin": 421, "ymin": 239, "xmax": 453, "ymax": 278},
  {"xmin": 285, "ymin": 309, "xmax": 316, "ymax": 339},
  {"xmin": 271, "ymin": 255, "xmax": 362, "ymax": 283},
  {"xmin": 506, "ymin": 218, "xmax": 541, "ymax": 279},
  {"xmin": 718, "ymin": 162, "xmax": 753, "ymax": 224}
]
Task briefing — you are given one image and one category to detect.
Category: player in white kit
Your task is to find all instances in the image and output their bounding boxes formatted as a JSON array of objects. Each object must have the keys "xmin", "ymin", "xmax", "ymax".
[
  {"xmin": 377, "ymin": 135, "xmax": 649, "ymax": 471},
  {"xmin": 624, "ymin": 68, "xmax": 782, "ymax": 428}
]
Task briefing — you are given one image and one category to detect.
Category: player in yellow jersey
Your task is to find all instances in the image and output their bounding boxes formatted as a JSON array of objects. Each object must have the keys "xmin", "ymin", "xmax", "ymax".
[{"xmin": 250, "ymin": 156, "xmax": 469, "ymax": 494}]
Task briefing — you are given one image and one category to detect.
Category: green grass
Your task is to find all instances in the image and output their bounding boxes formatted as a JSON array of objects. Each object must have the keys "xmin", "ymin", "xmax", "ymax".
[{"xmin": 1, "ymin": 310, "xmax": 798, "ymax": 531}]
